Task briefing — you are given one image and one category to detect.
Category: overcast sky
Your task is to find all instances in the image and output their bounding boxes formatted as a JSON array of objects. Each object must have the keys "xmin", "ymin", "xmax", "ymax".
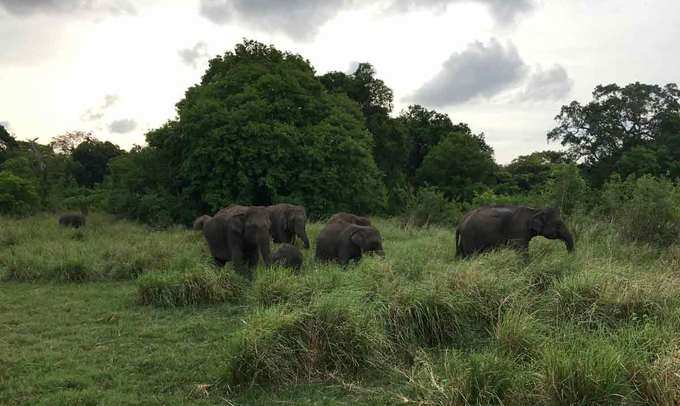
[{"xmin": 1, "ymin": 0, "xmax": 678, "ymax": 163}]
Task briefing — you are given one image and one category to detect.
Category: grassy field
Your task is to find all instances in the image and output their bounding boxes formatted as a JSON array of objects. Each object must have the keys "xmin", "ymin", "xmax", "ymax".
[{"xmin": 1, "ymin": 213, "xmax": 680, "ymax": 405}]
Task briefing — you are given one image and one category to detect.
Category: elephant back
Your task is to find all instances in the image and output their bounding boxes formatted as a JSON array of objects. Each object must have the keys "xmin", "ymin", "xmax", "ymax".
[{"xmin": 328, "ymin": 212, "xmax": 371, "ymax": 226}]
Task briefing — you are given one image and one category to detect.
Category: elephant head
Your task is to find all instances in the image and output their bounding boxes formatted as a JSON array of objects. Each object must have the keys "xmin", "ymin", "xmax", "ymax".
[
  {"xmin": 528, "ymin": 208, "xmax": 574, "ymax": 252},
  {"xmin": 233, "ymin": 206, "xmax": 272, "ymax": 267},
  {"xmin": 268, "ymin": 204, "xmax": 310, "ymax": 249},
  {"xmin": 348, "ymin": 225, "xmax": 385, "ymax": 257}
]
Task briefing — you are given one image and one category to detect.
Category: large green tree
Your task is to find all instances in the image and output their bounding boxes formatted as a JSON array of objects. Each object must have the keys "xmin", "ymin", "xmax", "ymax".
[
  {"xmin": 72, "ymin": 139, "xmax": 123, "ymax": 187},
  {"xmin": 416, "ymin": 131, "xmax": 496, "ymax": 201},
  {"xmin": 148, "ymin": 40, "xmax": 386, "ymax": 219},
  {"xmin": 548, "ymin": 82, "xmax": 680, "ymax": 184}
]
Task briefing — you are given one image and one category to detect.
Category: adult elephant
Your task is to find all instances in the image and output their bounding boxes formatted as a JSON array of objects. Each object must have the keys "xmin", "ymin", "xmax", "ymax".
[
  {"xmin": 455, "ymin": 205, "xmax": 574, "ymax": 259},
  {"xmin": 328, "ymin": 212, "xmax": 372, "ymax": 226},
  {"xmin": 203, "ymin": 205, "xmax": 271, "ymax": 279},
  {"xmin": 193, "ymin": 215, "xmax": 212, "ymax": 231},
  {"xmin": 316, "ymin": 222, "xmax": 384, "ymax": 265},
  {"xmin": 267, "ymin": 203, "xmax": 310, "ymax": 248}
]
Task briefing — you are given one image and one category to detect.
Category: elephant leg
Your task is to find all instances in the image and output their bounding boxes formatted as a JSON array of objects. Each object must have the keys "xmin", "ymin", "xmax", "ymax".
[
  {"xmin": 246, "ymin": 246, "xmax": 259, "ymax": 268},
  {"xmin": 213, "ymin": 257, "xmax": 227, "ymax": 268},
  {"xmin": 231, "ymin": 246, "xmax": 251, "ymax": 280}
]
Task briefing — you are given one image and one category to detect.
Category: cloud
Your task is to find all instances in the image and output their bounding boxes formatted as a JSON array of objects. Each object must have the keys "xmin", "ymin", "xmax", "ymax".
[
  {"xmin": 410, "ymin": 38, "xmax": 528, "ymax": 107},
  {"xmin": 81, "ymin": 94, "xmax": 119, "ymax": 122},
  {"xmin": 199, "ymin": 0, "xmax": 347, "ymax": 41},
  {"xmin": 108, "ymin": 118, "xmax": 137, "ymax": 134},
  {"xmin": 198, "ymin": 0, "xmax": 534, "ymax": 40},
  {"xmin": 519, "ymin": 64, "xmax": 573, "ymax": 101},
  {"xmin": 178, "ymin": 42, "xmax": 209, "ymax": 68},
  {"xmin": 389, "ymin": 0, "xmax": 535, "ymax": 26},
  {"xmin": 0, "ymin": 0, "xmax": 135, "ymax": 16}
]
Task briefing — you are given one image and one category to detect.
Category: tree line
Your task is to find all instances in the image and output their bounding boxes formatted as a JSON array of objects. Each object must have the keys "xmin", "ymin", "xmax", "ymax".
[{"xmin": 1, "ymin": 40, "xmax": 679, "ymax": 232}]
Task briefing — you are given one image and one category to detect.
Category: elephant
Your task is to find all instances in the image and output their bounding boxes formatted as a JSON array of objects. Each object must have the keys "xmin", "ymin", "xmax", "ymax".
[
  {"xmin": 455, "ymin": 205, "xmax": 575, "ymax": 259},
  {"xmin": 59, "ymin": 213, "xmax": 86, "ymax": 228},
  {"xmin": 328, "ymin": 212, "xmax": 372, "ymax": 226},
  {"xmin": 267, "ymin": 203, "xmax": 310, "ymax": 248},
  {"xmin": 316, "ymin": 222, "xmax": 384, "ymax": 264},
  {"xmin": 202, "ymin": 205, "xmax": 272, "ymax": 279},
  {"xmin": 271, "ymin": 243, "xmax": 303, "ymax": 270},
  {"xmin": 193, "ymin": 215, "xmax": 212, "ymax": 231}
]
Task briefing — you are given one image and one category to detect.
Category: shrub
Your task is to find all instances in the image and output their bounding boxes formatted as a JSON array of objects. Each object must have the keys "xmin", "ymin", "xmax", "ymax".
[
  {"xmin": 402, "ymin": 187, "xmax": 462, "ymax": 227},
  {"xmin": 469, "ymin": 189, "xmax": 537, "ymax": 209},
  {"xmin": 0, "ymin": 171, "xmax": 39, "ymax": 215},
  {"xmin": 601, "ymin": 174, "xmax": 680, "ymax": 245},
  {"xmin": 540, "ymin": 163, "xmax": 588, "ymax": 215},
  {"xmin": 224, "ymin": 293, "xmax": 386, "ymax": 388}
]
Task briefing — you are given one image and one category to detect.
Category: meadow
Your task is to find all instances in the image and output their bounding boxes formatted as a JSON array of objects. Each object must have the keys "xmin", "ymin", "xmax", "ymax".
[{"xmin": 1, "ymin": 213, "xmax": 680, "ymax": 405}]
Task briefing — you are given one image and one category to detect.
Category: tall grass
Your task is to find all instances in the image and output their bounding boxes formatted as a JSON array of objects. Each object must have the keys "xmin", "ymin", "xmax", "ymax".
[{"xmin": 3, "ymin": 214, "xmax": 680, "ymax": 403}]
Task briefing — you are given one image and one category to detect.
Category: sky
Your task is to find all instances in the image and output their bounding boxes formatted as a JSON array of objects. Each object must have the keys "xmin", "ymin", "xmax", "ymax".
[{"xmin": 1, "ymin": 0, "xmax": 678, "ymax": 163}]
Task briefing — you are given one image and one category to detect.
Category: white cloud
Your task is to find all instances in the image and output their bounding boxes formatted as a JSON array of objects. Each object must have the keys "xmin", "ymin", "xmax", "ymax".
[
  {"xmin": 108, "ymin": 118, "xmax": 137, "ymax": 134},
  {"xmin": 410, "ymin": 38, "xmax": 528, "ymax": 107},
  {"xmin": 519, "ymin": 65, "xmax": 573, "ymax": 102},
  {"xmin": 178, "ymin": 42, "xmax": 209, "ymax": 68}
]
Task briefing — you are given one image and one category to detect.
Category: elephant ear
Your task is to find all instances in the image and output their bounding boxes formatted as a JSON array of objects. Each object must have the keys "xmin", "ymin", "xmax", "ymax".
[
  {"xmin": 350, "ymin": 228, "xmax": 367, "ymax": 250},
  {"xmin": 529, "ymin": 211, "xmax": 546, "ymax": 234}
]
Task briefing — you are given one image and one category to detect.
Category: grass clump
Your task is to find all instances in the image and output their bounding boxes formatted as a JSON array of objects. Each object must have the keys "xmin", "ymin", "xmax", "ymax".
[
  {"xmin": 224, "ymin": 293, "xmax": 386, "ymax": 389},
  {"xmin": 399, "ymin": 349, "xmax": 532, "ymax": 405},
  {"xmin": 539, "ymin": 338, "xmax": 635, "ymax": 404},
  {"xmin": 494, "ymin": 309, "xmax": 545, "ymax": 358},
  {"xmin": 137, "ymin": 257, "xmax": 244, "ymax": 307}
]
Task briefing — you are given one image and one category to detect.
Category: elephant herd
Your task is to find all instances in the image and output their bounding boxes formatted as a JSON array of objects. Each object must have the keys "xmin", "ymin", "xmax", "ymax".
[
  {"xmin": 56, "ymin": 203, "xmax": 574, "ymax": 278},
  {"xmin": 193, "ymin": 203, "xmax": 575, "ymax": 279},
  {"xmin": 196, "ymin": 203, "xmax": 385, "ymax": 279}
]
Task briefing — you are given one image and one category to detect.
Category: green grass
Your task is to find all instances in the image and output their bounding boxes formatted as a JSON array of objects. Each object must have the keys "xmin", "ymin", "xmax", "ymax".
[{"xmin": 2, "ymin": 213, "xmax": 680, "ymax": 404}]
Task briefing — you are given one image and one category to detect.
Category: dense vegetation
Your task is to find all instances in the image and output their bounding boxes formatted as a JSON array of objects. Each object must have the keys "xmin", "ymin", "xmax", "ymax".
[{"xmin": 2, "ymin": 39, "xmax": 680, "ymax": 403}]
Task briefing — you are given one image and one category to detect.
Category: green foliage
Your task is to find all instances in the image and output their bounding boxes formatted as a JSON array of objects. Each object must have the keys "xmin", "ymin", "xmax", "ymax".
[
  {"xmin": 416, "ymin": 131, "xmax": 496, "ymax": 201},
  {"xmin": 0, "ymin": 171, "xmax": 39, "ymax": 215},
  {"xmin": 601, "ymin": 174, "xmax": 680, "ymax": 245},
  {"xmin": 548, "ymin": 82, "xmax": 680, "ymax": 185},
  {"xmin": 401, "ymin": 186, "xmax": 462, "ymax": 227},
  {"xmin": 146, "ymin": 39, "xmax": 386, "ymax": 218},
  {"xmin": 498, "ymin": 150, "xmax": 571, "ymax": 194},
  {"xmin": 71, "ymin": 139, "xmax": 123, "ymax": 187},
  {"xmin": 540, "ymin": 163, "xmax": 588, "ymax": 215}
]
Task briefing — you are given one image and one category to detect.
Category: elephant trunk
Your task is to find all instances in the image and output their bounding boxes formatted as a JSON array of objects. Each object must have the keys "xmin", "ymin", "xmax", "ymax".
[
  {"xmin": 294, "ymin": 218, "xmax": 310, "ymax": 249},
  {"xmin": 559, "ymin": 225, "xmax": 575, "ymax": 253}
]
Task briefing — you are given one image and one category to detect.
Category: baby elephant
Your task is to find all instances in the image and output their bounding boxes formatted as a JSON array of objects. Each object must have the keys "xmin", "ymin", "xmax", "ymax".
[
  {"xmin": 316, "ymin": 222, "xmax": 384, "ymax": 265},
  {"xmin": 59, "ymin": 213, "xmax": 86, "ymax": 228},
  {"xmin": 271, "ymin": 244, "xmax": 303, "ymax": 270},
  {"xmin": 328, "ymin": 212, "xmax": 372, "ymax": 226}
]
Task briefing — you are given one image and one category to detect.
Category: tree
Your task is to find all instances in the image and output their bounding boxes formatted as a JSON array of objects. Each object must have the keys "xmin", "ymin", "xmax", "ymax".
[
  {"xmin": 50, "ymin": 131, "xmax": 94, "ymax": 154},
  {"xmin": 0, "ymin": 124, "xmax": 17, "ymax": 151},
  {"xmin": 499, "ymin": 150, "xmax": 571, "ymax": 193},
  {"xmin": 548, "ymin": 82, "xmax": 680, "ymax": 184},
  {"xmin": 0, "ymin": 171, "xmax": 39, "ymax": 215},
  {"xmin": 145, "ymin": 40, "xmax": 385, "ymax": 220},
  {"xmin": 398, "ymin": 105, "xmax": 472, "ymax": 182},
  {"xmin": 71, "ymin": 139, "xmax": 123, "ymax": 187},
  {"xmin": 416, "ymin": 132, "xmax": 496, "ymax": 201}
]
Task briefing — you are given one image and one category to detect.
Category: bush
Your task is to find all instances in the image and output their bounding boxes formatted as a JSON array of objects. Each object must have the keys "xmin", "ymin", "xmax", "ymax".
[
  {"xmin": 402, "ymin": 187, "xmax": 462, "ymax": 227},
  {"xmin": 469, "ymin": 189, "xmax": 537, "ymax": 209},
  {"xmin": 601, "ymin": 174, "xmax": 680, "ymax": 245},
  {"xmin": 224, "ymin": 293, "xmax": 387, "ymax": 388},
  {"xmin": 540, "ymin": 163, "xmax": 588, "ymax": 215},
  {"xmin": 0, "ymin": 171, "xmax": 39, "ymax": 215}
]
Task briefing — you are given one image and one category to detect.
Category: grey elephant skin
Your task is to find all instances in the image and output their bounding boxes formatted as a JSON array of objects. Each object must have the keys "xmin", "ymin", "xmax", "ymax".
[
  {"xmin": 328, "ymin": 212, "xmax": 372, "ymax": 226},
  {"xmin": 193, "ymin": 215, "xmax": 212, "ymax": 231},
  {"xmin": 455, "ymin": 205, "xmax": 575, "ymax": 258},
  {"xmin": 59, "ymin": 213, "xmax": 86, "ymax": 228},
  {"xmin": 203, "ymin": 205, "xmax": 272, "ymax": 279},
  {"xmin": 267, "ymin": 203, "xmax": 310, "ymax": 248},
  {"xmin": 316, "ymin": 222, "xmax": 384, "ymax": 265},
  {"xmin": 271, "ymin": 243, "xmax": 303, "ymax": 270}
]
